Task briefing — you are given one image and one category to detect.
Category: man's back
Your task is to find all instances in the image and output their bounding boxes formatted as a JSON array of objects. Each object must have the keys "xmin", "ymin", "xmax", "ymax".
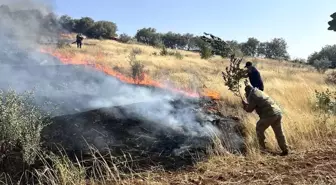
[
  {"xmin": 247, "ymin": 88, "xmax": 281, "ymax": 118},
  {"xmin": 248, "ymin": 67, "xmax": 264, "ymax": 91}
]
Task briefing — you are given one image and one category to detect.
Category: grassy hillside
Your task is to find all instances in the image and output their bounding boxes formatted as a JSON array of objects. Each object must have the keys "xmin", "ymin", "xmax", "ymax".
[
  {"xmin": 55, "ymin": 37, "xmax": 335, "ymax": 149},
  {"xmin": 40, "ymin": 36, "xmax": 336, "ymax": 184}
]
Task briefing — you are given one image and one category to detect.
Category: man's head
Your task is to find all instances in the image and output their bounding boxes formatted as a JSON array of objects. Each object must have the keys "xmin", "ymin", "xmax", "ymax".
[
  {"xmin": 244, "ymin": 84, "xmax": 253, "ymax": 98},
  {"xmin": 245, "ymin": 61, "xmax": 253, "ymax": 72}
]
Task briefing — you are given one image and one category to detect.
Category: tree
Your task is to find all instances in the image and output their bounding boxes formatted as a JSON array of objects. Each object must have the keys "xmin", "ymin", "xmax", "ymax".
[
  {"xmin": 264, "ymin": 38, "xmax": 290, "ymax": 60},
  {"xmin": 257, "ymin": 42, "xmax": 267, "ymax": 57},
  {"xmin": 226, "ymin": 40, "xmax": 243, "ymax": 57},
  {"xmin": 183, "ymin": 33, "xmax": 195, "ymax": 50},
  {"xmin": 135, "ymin": 27, "xmax": 161, "ymax": 46},
  {"xmin": 200, "ymin": 32, "xmax": 231, "ymax": 58},
  {"xmin": 308, "ymin": 45, "xmax": 336, "ymax": 68},
  {"xmin": 241, "ymin": 37, "xmax": 260, "ymax": 57},
  {"xmin": 162, "ymin": 31, "xmax": 180, "ymax": 48},
  {"xmin": 86, "ymin": 21, "xmax": 117, "ymax": 39},
  {"xmin": 59, "ymin": 15, "xmax": 75, "ymax": 31},
  {"xmin": 328, "ymin": 12, "xmax": 336, "ymax": 31},
  {"xmin": 42, "ymin": 13, "xmax": 61, "ymax": 33},
  {"xmin": 119, "ymin": 33, "xmax": 132, "ymax": 43},
  {"xmin": 312, "ymin": 58, "xmax": 332, "ymax": 73},
  {"xmin": 74, "ymin": 17, "xmax": 95, "ymax": 34}
]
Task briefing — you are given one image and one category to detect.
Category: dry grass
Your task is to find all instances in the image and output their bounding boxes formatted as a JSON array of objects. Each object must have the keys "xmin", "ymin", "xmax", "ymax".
[{"xmin": 39, "ymin": 36, "xmax": 336, "ymax": 184}]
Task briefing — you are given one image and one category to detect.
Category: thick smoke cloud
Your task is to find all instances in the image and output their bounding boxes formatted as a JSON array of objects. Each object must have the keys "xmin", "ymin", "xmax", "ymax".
[{"xmin": 0, "ymin": 0, "xmax": 221, "ymax": 140}]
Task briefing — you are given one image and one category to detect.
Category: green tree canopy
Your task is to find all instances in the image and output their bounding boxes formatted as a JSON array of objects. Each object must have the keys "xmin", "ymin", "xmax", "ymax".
[
  {"xmin": 264, "ymin": 38, "xmax": 290, "ymax": 60},
  {"xmin": 308, "ymin": 45, "xmax": 336, "ymax": 68},
  {"xmin": 328, "ymin": 12, "xmax": 336, "ymax": 31},
  {"xmin": 86, "ymin": 21, "xmax": 117, "ymax": 39},
  {"xmin": 241, "ymin": 37, "xmax": 260, "ymax": 57},
  {"xmin": 135, "ymin": 27, "xmax": 162, "ymax": 46},
  {"xmin": 74, "ymin": 17, "xmax": 95, "ymax": 34}
]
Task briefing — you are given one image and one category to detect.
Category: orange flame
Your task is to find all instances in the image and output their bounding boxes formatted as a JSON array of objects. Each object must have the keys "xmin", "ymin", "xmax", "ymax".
[{"xmin": 40, "ymin": 48, "xmax": 221, "ymax": 100}]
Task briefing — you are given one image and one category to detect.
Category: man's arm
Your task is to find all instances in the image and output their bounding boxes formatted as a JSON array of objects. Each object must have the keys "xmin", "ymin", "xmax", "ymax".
[{"xmin": 242, "ymin": 99, "xmax": 256, "ymax": 113}]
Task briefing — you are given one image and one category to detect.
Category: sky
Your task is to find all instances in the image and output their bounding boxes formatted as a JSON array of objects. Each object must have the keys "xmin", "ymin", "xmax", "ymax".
[{"xmin": 53, "ymin": 0, "xmax": 336, "ymax": 59}]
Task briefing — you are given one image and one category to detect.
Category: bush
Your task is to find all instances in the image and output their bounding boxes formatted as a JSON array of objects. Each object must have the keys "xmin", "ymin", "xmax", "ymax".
[
  {"xmin": 129, "ymin": 50, "xmax": 145, "ymax": 83},
  {"xmin": 0, "ymin": 90, "xmax": 50, "ymax": 165},
  {"xmin": 160, "ymin": 46, "xmax": 168, "ymax": 56},
  {"xmin": 312, "ymin": 58, "xmax": 332, "ymax": 73},
  {"xmin": 131, "ymin": 47, "xmax": 142, "ymax": 55},
  {"xmin": 119, "ymin": 33, "xmax": 132, "ymax": 43},
  {"xmin": 314, "ymin": 89, "xmax": 336, "ymax": 114},
  {"xmin": 326, "ymin": 70, "xmax": 336, "ymax": 84},
  {"xmin": 56, "ymin": 40, "xmax": 70, "ymax": 49},
  {"xmin": 159, "ymin": 46, "xmax": 183, "ymax": 59},
  {"xmin": 291, "ymin": 58, "xmax": 306, "ymax": 64},
  {"xmin": 200, "ymin": 45, "xmax": 213, "ymax": 59},
  {"xmin": 174, "ymin": 51, "xmax": 184, "ymax": 60}
]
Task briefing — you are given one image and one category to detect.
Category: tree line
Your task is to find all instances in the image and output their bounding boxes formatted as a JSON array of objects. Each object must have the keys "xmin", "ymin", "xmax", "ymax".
[{"xmin": 129, "ymin": 27, "xmax": 290, "ymax": 60}]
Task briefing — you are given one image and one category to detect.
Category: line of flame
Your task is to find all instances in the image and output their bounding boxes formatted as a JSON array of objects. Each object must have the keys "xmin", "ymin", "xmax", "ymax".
[{"xmin": 40, "ymin": 48, "xmax": 221, "ymax": 100}]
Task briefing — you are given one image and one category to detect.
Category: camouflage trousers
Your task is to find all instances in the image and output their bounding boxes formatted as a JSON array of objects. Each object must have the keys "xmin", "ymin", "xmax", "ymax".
[{"xmin": 256, "ymin": 114, "xmax": 288, "ymax": 152}]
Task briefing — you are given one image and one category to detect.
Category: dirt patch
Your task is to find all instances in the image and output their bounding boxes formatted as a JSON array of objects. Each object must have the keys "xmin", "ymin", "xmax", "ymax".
[{"xmin": 150, "ymin": 144, "xmax": 336, "ymax": 185}]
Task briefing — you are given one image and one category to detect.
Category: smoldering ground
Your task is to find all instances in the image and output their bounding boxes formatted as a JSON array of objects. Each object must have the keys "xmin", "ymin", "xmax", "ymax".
[{"xmin": 0, "ymin": 1, "xmax": 245, "ymax": 168}]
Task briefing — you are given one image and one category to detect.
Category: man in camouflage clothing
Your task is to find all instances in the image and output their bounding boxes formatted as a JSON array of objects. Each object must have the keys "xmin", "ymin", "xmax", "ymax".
[{"xmin": 242, "ymin": 84, "xmax": 289, "ymax": 156}]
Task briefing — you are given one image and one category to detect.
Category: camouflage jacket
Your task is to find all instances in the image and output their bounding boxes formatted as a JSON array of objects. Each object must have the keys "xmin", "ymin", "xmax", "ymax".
[{"xmin": 245, "ymin": 88, "xmax": 282, "ymax": 119}]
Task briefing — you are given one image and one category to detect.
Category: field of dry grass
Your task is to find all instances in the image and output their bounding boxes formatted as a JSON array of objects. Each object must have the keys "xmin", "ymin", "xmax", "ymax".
[{"xmin": 45, "ymin": 36, "xmax": 336, "ymax": 184}]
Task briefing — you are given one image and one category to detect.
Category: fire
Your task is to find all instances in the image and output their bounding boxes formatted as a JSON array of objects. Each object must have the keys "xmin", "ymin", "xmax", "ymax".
[{"xmin": 40, "ymin": 48, "xmax": 221, "ymax": 100}]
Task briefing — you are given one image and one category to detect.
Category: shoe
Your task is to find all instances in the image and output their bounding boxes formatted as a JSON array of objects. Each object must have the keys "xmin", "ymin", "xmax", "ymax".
[{"xmin": 280, "ymin": 150, "xmax": 288, "ymax": 156}]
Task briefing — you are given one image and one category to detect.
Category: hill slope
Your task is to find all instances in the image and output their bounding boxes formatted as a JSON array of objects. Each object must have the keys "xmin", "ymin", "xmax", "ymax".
[{"xmin": 45, "ymin": 37, "xmax": 336, "ymax": 184}]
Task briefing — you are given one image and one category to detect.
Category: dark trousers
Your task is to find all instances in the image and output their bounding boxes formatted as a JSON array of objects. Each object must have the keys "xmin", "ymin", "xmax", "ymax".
[{"xmin": 76, "ymin": 41, "xmax": 82, "ymax": 48}]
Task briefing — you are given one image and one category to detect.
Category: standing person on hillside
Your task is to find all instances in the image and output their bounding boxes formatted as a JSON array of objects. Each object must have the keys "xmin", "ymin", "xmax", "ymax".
[
  {"xmin": 242, "ymin": 83, "xmax": 289, "ymax": 156},
  {"xmin": 76, "ymin": 33, "xmax": 84, "ymax": 49},
  {"xmin": 244, "ymin": 61, "xmax": 264, "ymax": 91}
]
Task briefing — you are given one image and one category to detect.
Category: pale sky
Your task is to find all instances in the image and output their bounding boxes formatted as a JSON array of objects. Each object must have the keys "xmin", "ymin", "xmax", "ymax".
[{"xmin": 53, "ymin": 0, "xmax": 336, "ymax": 59}]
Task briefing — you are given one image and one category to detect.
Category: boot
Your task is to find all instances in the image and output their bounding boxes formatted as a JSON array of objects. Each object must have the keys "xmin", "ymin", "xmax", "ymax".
[{"xmin": 280, "ymin": 150, "xmax": 288, "ymax": 156}]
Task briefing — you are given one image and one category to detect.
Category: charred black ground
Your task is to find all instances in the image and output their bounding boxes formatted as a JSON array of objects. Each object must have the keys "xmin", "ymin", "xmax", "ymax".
[{"xmin": 41, "ymin": 97, "xmax": 246, "ymax": 171}]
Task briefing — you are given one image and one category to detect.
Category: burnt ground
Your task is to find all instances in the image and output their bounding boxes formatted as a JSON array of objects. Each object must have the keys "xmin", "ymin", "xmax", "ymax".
[{"xmin": 41, "ymin": 97, "xmax": 246, "ymax": 171}]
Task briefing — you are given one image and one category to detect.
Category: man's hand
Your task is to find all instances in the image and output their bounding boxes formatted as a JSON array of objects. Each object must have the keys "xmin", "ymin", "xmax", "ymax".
[
  {"xmin": 242, "ymin": 100, "xmax": 248, "ymax": 111},
  {"xmin": 244, "ymin": 79, "xmax": 249, "ymax": 86}
]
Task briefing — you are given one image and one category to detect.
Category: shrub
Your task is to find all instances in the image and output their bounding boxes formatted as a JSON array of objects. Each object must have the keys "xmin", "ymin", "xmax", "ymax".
[
  {"xmin": 129, "ymin": 50, "xmax": 145, "ymax": 83},
  {"xmin": 174, "ymin": 51, "xmax": 184, "ymax": 60},
  {"xmin": 291, "ymin": 58, "xmax": 306, "ymax": 64},
  {"xmin": 119, "ymin": 33, "xmax": 132, "ymax": 43},
  {"xmin": 56, "ymin": 40, "xmax": 70, "ymax": 48},
  {"xmin": 159, "ymin": 46, "xmax": 183, "ymax": 59},
  {"xmin": 200, "ymin": 44, "xmax": 213, "ymax": 59},
  {"xmin": 0, "ymin": 90, "xmax": 51, "ymax": 165},
  {"xmin": 160, "ymin": 46, "xmax": 168, "ymax": 56},
  {"xmin": 131, "ymin": 47, "xmax": 142, "ymax": 55},
  {"xmin": 314, "ymin": 89, "xmax": 336, "ymax": 114},
  {"xmin": 325, "ymin": 70, "xmax": 336, "ymax": 84},
  {"xmin": 312, "ymin": 58, "xmax": 332, "ymax": 73}
]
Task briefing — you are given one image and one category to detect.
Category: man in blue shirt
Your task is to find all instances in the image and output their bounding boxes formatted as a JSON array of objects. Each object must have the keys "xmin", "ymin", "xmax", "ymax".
[{"xmin": 244, "ymin": 61, "xmax": 264, "ymax": 91}]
